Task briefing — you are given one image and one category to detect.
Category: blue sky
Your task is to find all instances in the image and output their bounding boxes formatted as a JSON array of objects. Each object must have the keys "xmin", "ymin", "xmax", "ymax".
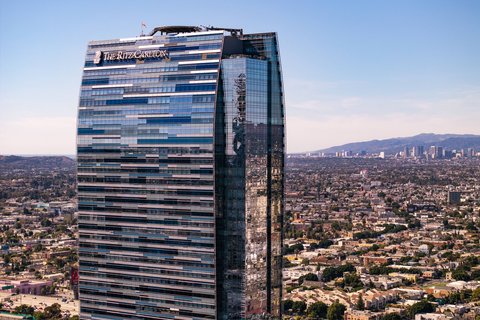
[{"xmin": 0, "ymin": 0, "xmax": 479, "ymax": 154}]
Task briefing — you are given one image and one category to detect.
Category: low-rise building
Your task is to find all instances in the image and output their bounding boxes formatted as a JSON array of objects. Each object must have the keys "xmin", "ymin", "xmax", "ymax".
[
  {"xmin": 0, "ymin": 279, "xmax": 52, "ymax": 295},
  {"xmin": 345, "ymin": 310, "xmax": 383, "ymax": 320}
]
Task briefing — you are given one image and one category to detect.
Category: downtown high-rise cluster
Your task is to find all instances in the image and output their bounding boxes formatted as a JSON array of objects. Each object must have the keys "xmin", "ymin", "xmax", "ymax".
[{"xmin": 76, "ymin": 26, "xmax": 285, "ymax": 319}]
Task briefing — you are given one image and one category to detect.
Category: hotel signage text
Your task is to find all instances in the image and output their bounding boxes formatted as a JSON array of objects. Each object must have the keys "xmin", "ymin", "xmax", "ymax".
[{"xmin": 94, "ymin": 50, "xmax": 169, "ymax": 64}]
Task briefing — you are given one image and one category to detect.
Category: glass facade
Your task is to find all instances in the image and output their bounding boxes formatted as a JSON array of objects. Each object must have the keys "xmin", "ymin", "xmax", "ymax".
[{"xmin": 77, "ymin": 27, "xmax": 284, "ymax": 320}]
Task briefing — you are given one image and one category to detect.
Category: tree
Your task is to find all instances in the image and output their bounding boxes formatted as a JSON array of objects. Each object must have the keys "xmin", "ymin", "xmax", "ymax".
[
  {"xmin": 443, "ymin": 219, "xmax": 449, "ymax": 228},
  {"xmin": 369, "ymin": 265, "xmax": 394, "ymax": 275},
  {"xmin": 40, "ymin": 218, "xmax": 53, "ymax": 228},
  {"xmin": 283, "ymin": 257, "xmax": 293, "ymax": 268},
  {"xmin": 408, "ymin": 219, "xmax": 421, "ymax": 229},
  {"xmin": 318, "ymin": 239, "xmax": 334, "ymax": 248},
  {"xmin": 299, "ymin": 273, "xmax": 319, "ymax": 284},
  {"xmin": 472, "ymin": 287, "xmax": 480, "ymax": 301},
  {"xmin": 356, "ymin": 293, "xmax": 365, "ymax": 310},
  {"xmin": 343, "ymin": 273, "xmax": 363, "ymax": 291},
  {"xmin": 43, "ymin": 303, "xmax": 62, "ymax": 319},
  {"xmin": 327, "ymin": 301, "xmax": 346, "ymax": 320},
  {"xmin": 367, "ymin": 279, "xmax": 375, "ymax": 289},
  {"xmin": 466, "ymin": 222, "xmax": 477, "ymax": 231},
  {"xmin": 284, "ymin": 243, "xmax": 304, "ymax": 255},
  {"xmin": 34, "ymin": 311, "xmax": 46, "ymax": 320},
  {"xmin": 408, "ymin": 300, "xmax": 434, "ymax": 318},
  {"xmin": 283, "ymin": 299, "xmax": 294, "ymax": 314},
  {"xmin": 452, "ymin": 269, "xmax": 471, "ymax": 281},
  {"xmin": 14, "ymin": 304, "xmax": 35, "ymax": 315},
  {"xmin": 322, "ymin": 264, "xmax": 355, "ymax": 281},
  {"xmin": 48, "ymin": 284, "xmax": 57, "ymax": 295},
  {"xmin": 292, "ymin": 300, "xmax": 307, "ymax": 315},
  {"xmin": 426, "ymin": 294, "xmax": 436, "ymax": 302},
  {"xmin": 307, "ymin": 301, "xmax": 328, "ymax": 319},
  {"xmin": 381, "ymin": 313, "xmax": 402, "ymax": 320}
]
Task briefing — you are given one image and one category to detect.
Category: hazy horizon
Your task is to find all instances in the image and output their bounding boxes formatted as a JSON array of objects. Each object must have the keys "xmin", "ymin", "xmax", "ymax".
[{"xmin": 1, "ymin": 132, "xmax": 479, "ymax": 156}]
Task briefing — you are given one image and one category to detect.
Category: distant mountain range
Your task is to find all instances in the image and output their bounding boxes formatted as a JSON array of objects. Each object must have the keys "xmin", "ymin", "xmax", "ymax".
[
  {"xmin": 2, "ymin": 133, "xmax": 480, "ymax": 162},
  {"xmin": 315, "ymin": 133, "xmax": 480, "ymax": 154},
  {"xmin": 0, "ymin": 155, "xmax": 75, "ymax": 170}
]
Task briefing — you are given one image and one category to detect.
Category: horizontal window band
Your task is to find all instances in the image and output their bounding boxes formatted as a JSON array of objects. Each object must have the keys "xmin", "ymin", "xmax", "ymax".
[
  {"xmin": 188, "ymin": 80, "xmax": 217, "ymax": 84},
  {"xmin": 84, "ymin": 65, "xmax": 136, "ymax": 71},
  {"xmin": 124, "ymin": 91, "xmax": 216, "ymax": 98},
  {"xmin": 178, "ymin": 59, "xmax": 219, "ymax": 65},
  {"xmin": 92, "ymin": 84, "xmax": 133, "ymax": 89},
  {"xmin": 189, "ymin": 69, "xmax": 218, "ymax": 74},
  {"xmin": 187, "ymin": 49, "xmax": 221, "ymax": 54},
  {"xmin": 138, "ymin": 44, "xmax": 165, "ymax": 49}
]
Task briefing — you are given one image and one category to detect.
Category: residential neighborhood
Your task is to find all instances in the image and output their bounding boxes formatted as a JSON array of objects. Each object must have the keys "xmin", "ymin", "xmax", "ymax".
[
  {"xmin": 0, "ymin": 154, "xmax": 479, "ymax": 319},
  {"xmin": 282, "ymin": 156, "xmax": 480, "ymax": 319}
]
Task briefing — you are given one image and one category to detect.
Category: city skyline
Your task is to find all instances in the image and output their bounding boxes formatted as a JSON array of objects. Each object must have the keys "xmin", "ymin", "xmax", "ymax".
[{"xmin": 1, "ymin": 1, "xmax": 480, "ymax": 154}]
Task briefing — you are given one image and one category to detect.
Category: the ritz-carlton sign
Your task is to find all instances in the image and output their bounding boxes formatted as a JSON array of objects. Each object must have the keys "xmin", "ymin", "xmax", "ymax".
[{"xmin": 94, "ymin": 49, "xmax": 169, "ymax": 64}]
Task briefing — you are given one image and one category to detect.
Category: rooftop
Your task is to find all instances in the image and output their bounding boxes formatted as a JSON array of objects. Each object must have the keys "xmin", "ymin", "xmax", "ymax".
[{"xmin": 148, "ymin": 25, "xmax": 243, "ymax": 36}]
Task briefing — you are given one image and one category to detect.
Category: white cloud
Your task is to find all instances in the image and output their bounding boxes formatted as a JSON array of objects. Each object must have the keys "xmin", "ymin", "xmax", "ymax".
[{"xmin": 0, "ymin": 116, "xmax": 76, "ymax": 155}]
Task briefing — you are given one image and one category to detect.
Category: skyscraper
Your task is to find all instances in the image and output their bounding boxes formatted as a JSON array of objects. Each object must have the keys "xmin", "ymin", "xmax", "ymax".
[
  {"xmin": 76, "ymin": 26, "xmax": 285, "ymax": 320},
  {"xmin": 412, "ymin": 145, "xmax": 424, "ymax": 158}
]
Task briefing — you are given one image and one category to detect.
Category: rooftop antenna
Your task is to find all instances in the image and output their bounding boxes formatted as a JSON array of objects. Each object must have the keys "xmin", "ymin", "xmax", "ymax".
[{"xmin": 140, "ymin": 21, "xmax": 147, "ymax": 36}]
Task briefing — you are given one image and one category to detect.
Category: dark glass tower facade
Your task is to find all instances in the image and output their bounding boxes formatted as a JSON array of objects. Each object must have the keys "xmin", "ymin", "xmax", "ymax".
[{"xmin": 77, "ymin": 26, "xmax": 285, "ymax": 320}]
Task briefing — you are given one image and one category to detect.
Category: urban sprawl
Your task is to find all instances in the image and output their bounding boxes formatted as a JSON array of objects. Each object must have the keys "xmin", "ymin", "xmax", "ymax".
[{"xmin": 0, "ymin": 148, "xmax": 479, "ymax": 320}]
